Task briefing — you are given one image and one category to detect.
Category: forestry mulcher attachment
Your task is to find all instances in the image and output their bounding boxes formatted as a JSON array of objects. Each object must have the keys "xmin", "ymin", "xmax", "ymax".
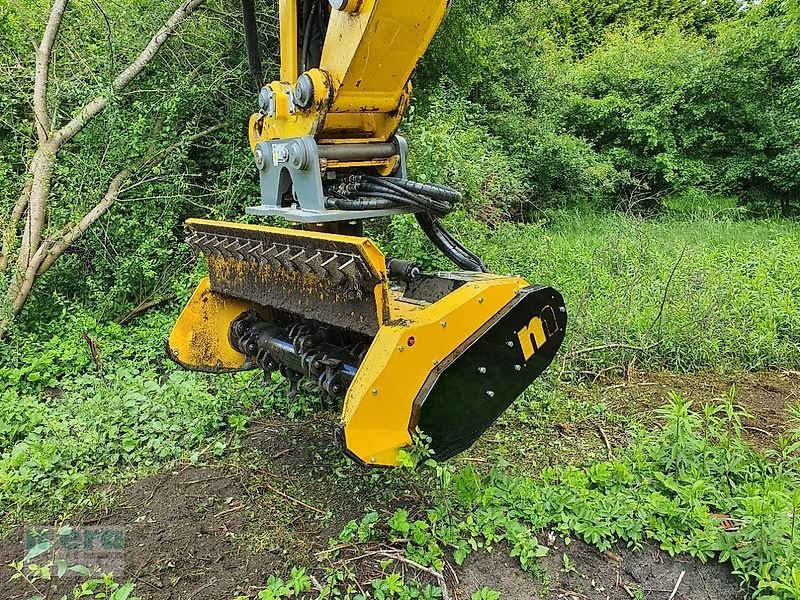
[{"xmin": 168, "ymin": 0, "xmax": 567, "ymax": 466}]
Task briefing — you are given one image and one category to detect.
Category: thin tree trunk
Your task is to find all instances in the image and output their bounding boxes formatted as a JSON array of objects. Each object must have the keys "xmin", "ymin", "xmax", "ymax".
[
  {"xmin": 34, "ymin": 168, "xmax": 131, "ymax": 280},
  {"xmin": 0, "ymin": 180, "xmax": 32, "ymax": 273},
  {"xmin": 2, "ymin": 0, "xmax": 209, "ymax": 333}
]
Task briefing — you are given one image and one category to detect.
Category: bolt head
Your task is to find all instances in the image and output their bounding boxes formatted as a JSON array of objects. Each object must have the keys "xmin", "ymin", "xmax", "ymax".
[
  {"xmin": 329, "ymin": 0, "xmax": 357, "ymax": 10},
  {"xmin": 506, "ymin": 340, "xmax": 514, "ymax": 347},
  {"xmin": 371, "ymin": 388, "xmax": 378, "ymax": 395},
  {"xmin": 293, "ymin": 73, "xmax": 315, "ymax": 109},
  {"xmin": 440, "ymin": 321, "xmax": 447, "ymax": 328},
  {"xmin": 289, "ymin": 140, "xmax": 310, "ymax": 170},
  {"xmin": 478, "ymin": 366, "xmax": 487, "ymax": 374},
  {"xmin": 254, "ymin": 148, "xmax": 266, "ymax": 170},
  {"xmin": 514, "ymin": 364, "xmax": 522, "ymax": 371},
  {"xmin": 258, "ymin": 88, "xmax": 275, "ymax": 116},
  {"xmin": 486, "ymin": 390, "xmax": 495, "ymax": 398}
]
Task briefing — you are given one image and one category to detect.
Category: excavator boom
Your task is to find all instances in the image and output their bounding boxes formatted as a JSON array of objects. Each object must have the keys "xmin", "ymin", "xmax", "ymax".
[{"xmin": 168, "ymin": 0, "xmax": 567, "ymax": 466}]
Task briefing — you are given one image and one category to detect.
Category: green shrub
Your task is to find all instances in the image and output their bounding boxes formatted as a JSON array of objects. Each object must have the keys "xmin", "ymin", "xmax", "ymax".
[
  {"xmin": 404, "ymin": 87, "xmax": 528, "ymax": 220},
  {"xmin": 376, "ymin": 211, "xmax": 800, "ymax": 372},
  {"xmin": 326, "ymin": 392, "xmax": 800, "ymax": 598}
]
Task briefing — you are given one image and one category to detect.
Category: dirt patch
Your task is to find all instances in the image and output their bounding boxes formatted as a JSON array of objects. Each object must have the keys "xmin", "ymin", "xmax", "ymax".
[
  {"xmin": 602, "ymin": 371, "xmax": 800, "ymax": 443},
  {"xmin": 0, "ymin": 418, "xmax": 414, "ymax": 599},
  {"xmin": 0, "ymin": 465, "xmax": 276, "ymax": 599},
  {"xmin": 460, "ymin": 535, "xmax": 741, "ymax": 600},
  {"xmin": 3, "ymin": 371, "xmax": 793, "ymax": 599}
]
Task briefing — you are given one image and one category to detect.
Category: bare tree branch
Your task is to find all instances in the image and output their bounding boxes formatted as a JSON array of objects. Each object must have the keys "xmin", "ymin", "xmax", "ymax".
[
  {"xmin": 34, "ymin": 168, "xmax": 131, "ymax": 280},
  {"xmin": 35, "ymin": 122, "xmax": 227, "ymax": 279},
  {"xmin": 56, "ymin": 0, "xmax": 208, "ymax": 146},
  {"xmin": 4, "ymin": 0, "xmax": 214, "ymax": 329},
  {"xmin": 33, "ymin": 0, "xmax": 68, "ymax": 141},
  {"xmin": 0, "ymin": 180, "xmax": 32, "ymax": 273}
]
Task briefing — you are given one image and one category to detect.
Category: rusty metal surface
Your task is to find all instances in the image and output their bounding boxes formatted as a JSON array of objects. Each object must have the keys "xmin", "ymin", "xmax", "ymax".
[{"xmin": 187, "ymin": 222, "xmax": 383, "ymax": 336}]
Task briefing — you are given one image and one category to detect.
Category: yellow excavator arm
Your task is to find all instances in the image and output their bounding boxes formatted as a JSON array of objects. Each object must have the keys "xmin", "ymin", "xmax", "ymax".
[
  {"xmin": 253, "ymin": 0, "xmax": 448, "ymax": 145},
  {"xmin": 168, "ymin": 0, "xmax": 567, "ymax": 466}
]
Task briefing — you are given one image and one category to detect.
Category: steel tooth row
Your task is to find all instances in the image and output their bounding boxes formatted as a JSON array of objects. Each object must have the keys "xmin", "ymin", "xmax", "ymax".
[{"xmin": 187, "ymin": 231, "xmax": 371, "ymax": 289}]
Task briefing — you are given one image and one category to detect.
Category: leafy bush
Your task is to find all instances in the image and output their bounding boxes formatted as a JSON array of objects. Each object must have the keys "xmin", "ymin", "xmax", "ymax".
[
  {"xmin": 418, "ymin": 0, "xmax": 798, "ymax": 216},
  {"xmin": 404, "ymin": 87, "xmax": 528, "ymax": 220},
  {"xmin": 321, "ymin": 392, "xmax": 800, "ymax": 598},
  {"xmin": 568, "ymin": 9, "xmax": 800, "ymax": 213}
]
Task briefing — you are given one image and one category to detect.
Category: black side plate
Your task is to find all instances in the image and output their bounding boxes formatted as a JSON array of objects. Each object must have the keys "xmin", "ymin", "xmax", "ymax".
[{"xmin": 414, "ymin": 285, "xmax": 567, "ymax": 460}]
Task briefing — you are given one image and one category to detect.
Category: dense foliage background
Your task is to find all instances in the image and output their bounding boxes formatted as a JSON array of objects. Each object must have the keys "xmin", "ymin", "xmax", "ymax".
[
  {"xmin": 1, "ymin": 0, "xmax": 798, "ymax": 325},
  {"xmin": 1, "ymin": 1, "xmax": 799, "ymax": 597}
]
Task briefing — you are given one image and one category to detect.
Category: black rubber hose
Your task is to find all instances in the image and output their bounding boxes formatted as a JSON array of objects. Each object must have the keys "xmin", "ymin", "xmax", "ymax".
[
  {"xmin": 325, "ymin": 174, "xmax": 485, "ymax": 270},
  {"xmin": 326, "ymin": 197, "xmax": 399, "ymax": 211},
  {"xmin": 368, "ymin": 176, "xmax": 462, "ymax": 205},
  {"xmin": 358, "ymin": 180, "xmax": 453, "ymax": 215},
  {"xmin": 415, "ymin": 213, "xmax": 489, "ymax": 273},
  {"xmin": 301, "ymin": 0, "xmax": 318, "ymax": 73},
  {"xmin": 240, "ymin": 0, "xmax": 263, "ymax": 89},
  {"xmin": 354, "ymin": 183, "xmax": 452, "ymax": 215},
  {"xmin": 329, "ymin": 179, "xmax": 451, "ymax": 215}
]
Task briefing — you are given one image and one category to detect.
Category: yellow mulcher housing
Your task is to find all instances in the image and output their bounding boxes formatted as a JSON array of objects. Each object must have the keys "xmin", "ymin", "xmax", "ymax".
[{"xmin": 168, "ymin": 0, "xmax": 567, "ymax": 466}]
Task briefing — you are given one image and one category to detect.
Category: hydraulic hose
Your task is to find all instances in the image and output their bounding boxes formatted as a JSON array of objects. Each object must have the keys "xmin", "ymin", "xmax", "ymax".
[
  {"xmin": 240, "ymin": 0, "xmax": 263, "ymax": 89},
  {"xmin": 415, "ymin": 213, "xmax": 489, "ymax": 273},
  {"xmin": 323, "ymin": 174, "xmax": 488, "ymax": 272}
]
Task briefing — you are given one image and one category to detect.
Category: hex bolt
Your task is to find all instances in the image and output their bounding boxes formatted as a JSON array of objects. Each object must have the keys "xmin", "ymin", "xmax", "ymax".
[
  {"xmin": 486, "ymin": 390, "xmax": 495, "ymax": 398},
  {"xmin": 371, "ymin": 388, "xmax": 378, "ymax": 395},
  {"xmin": 478, "ymin": 297, "xmax": 484, "ymax": 303},
  {"xmin": 514, "ymin": 364, "xmax": 522, "ymax": 371},
  {"xmin": 398, "ymin": 346, "xmax": 404, "ymax": 352},
  {"xmin": 440, "ymin": 321, "xmax": 447, "ymax": 328},
  {"xmin": 329, "ymin": 0, "xmax": 359, "ymax": 11},
  {"xmin": 478, "ymin": 366, "xmax": 487, "ymax": 374},
  {"xmin": 433, "ymin": 360, "xmax": 439, "ymax": 366},
  {"xmin": 258, "ymin": 88, "xmax": 270, "ymax": 111},
  {"xmin": 506, "ymin": 340, "xmax": 514, "ymax": 347},
  {"xmin": 258, "ymin": 88, "xmax": 275, "ymax": 116}
]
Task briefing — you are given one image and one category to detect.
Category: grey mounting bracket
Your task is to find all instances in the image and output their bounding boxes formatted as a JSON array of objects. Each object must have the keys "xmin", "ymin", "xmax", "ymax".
[{"xmin": 246, "ymin": 135, "xmax": 419, "ymax": 223}]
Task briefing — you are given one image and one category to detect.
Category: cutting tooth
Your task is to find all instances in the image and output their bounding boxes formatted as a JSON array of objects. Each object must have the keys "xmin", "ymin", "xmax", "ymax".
[
  {"xmin": 304, "ymin": 251, "xmax": 327, "ymax": 279},
  {"xmin": 258, "ymin": 243, "xmax": 279, "ymax": 268},
  {"xmin": 321, "ymin": 254, "xmax": 343, "ymax": 283},
  {"xmin": 274, "ymin": 247, "xmax": 294, "ymax": 271},
  {"xmin": 289, "ymin": 249, "xmax": 308, "ymax": 273},
  {"xmin": 219, "ymin": 239, "xmax": 243, "ymax": 259},
  {"xmin": 187, "ymin": 232, "xmax": 203, "ymax": 248},
  {"xmin": 208, "ymin": 237, "xmax": 225, "ymax": 257},
  {"xmin": 337, "ymin": 257, "xmax": 360, "ymax": 288},
  {"xmin": 239, "ymin": 240, "xmax": 260, "ymax": 262}
]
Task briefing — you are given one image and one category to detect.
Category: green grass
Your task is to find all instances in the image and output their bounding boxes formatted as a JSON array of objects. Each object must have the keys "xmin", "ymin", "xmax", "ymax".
[
  {"xmin": 2, "ymin": 211, "xmax": 800, "ymax": 599},
  {"xmin": 3, "ymin": 211, "xmax": 799, "ymax": 528},
  {"xmin": 375, "ymin": 211, "xmax": 800, "ymax": 372},
  {"xmin": 0, "ymin": 311, "xmax": 326, "ymax": 528}
]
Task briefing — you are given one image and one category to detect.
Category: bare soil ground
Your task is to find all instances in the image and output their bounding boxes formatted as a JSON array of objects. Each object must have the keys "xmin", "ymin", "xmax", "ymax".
[{"xmin": 2, "ymin": 371, "xmax": 798, "ymax": 600}]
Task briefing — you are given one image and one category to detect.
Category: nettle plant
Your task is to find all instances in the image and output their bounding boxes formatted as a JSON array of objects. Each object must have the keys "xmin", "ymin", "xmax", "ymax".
[{"xmin": 302, "ymin": 391, "xmax": 800, "ymax": 600}]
